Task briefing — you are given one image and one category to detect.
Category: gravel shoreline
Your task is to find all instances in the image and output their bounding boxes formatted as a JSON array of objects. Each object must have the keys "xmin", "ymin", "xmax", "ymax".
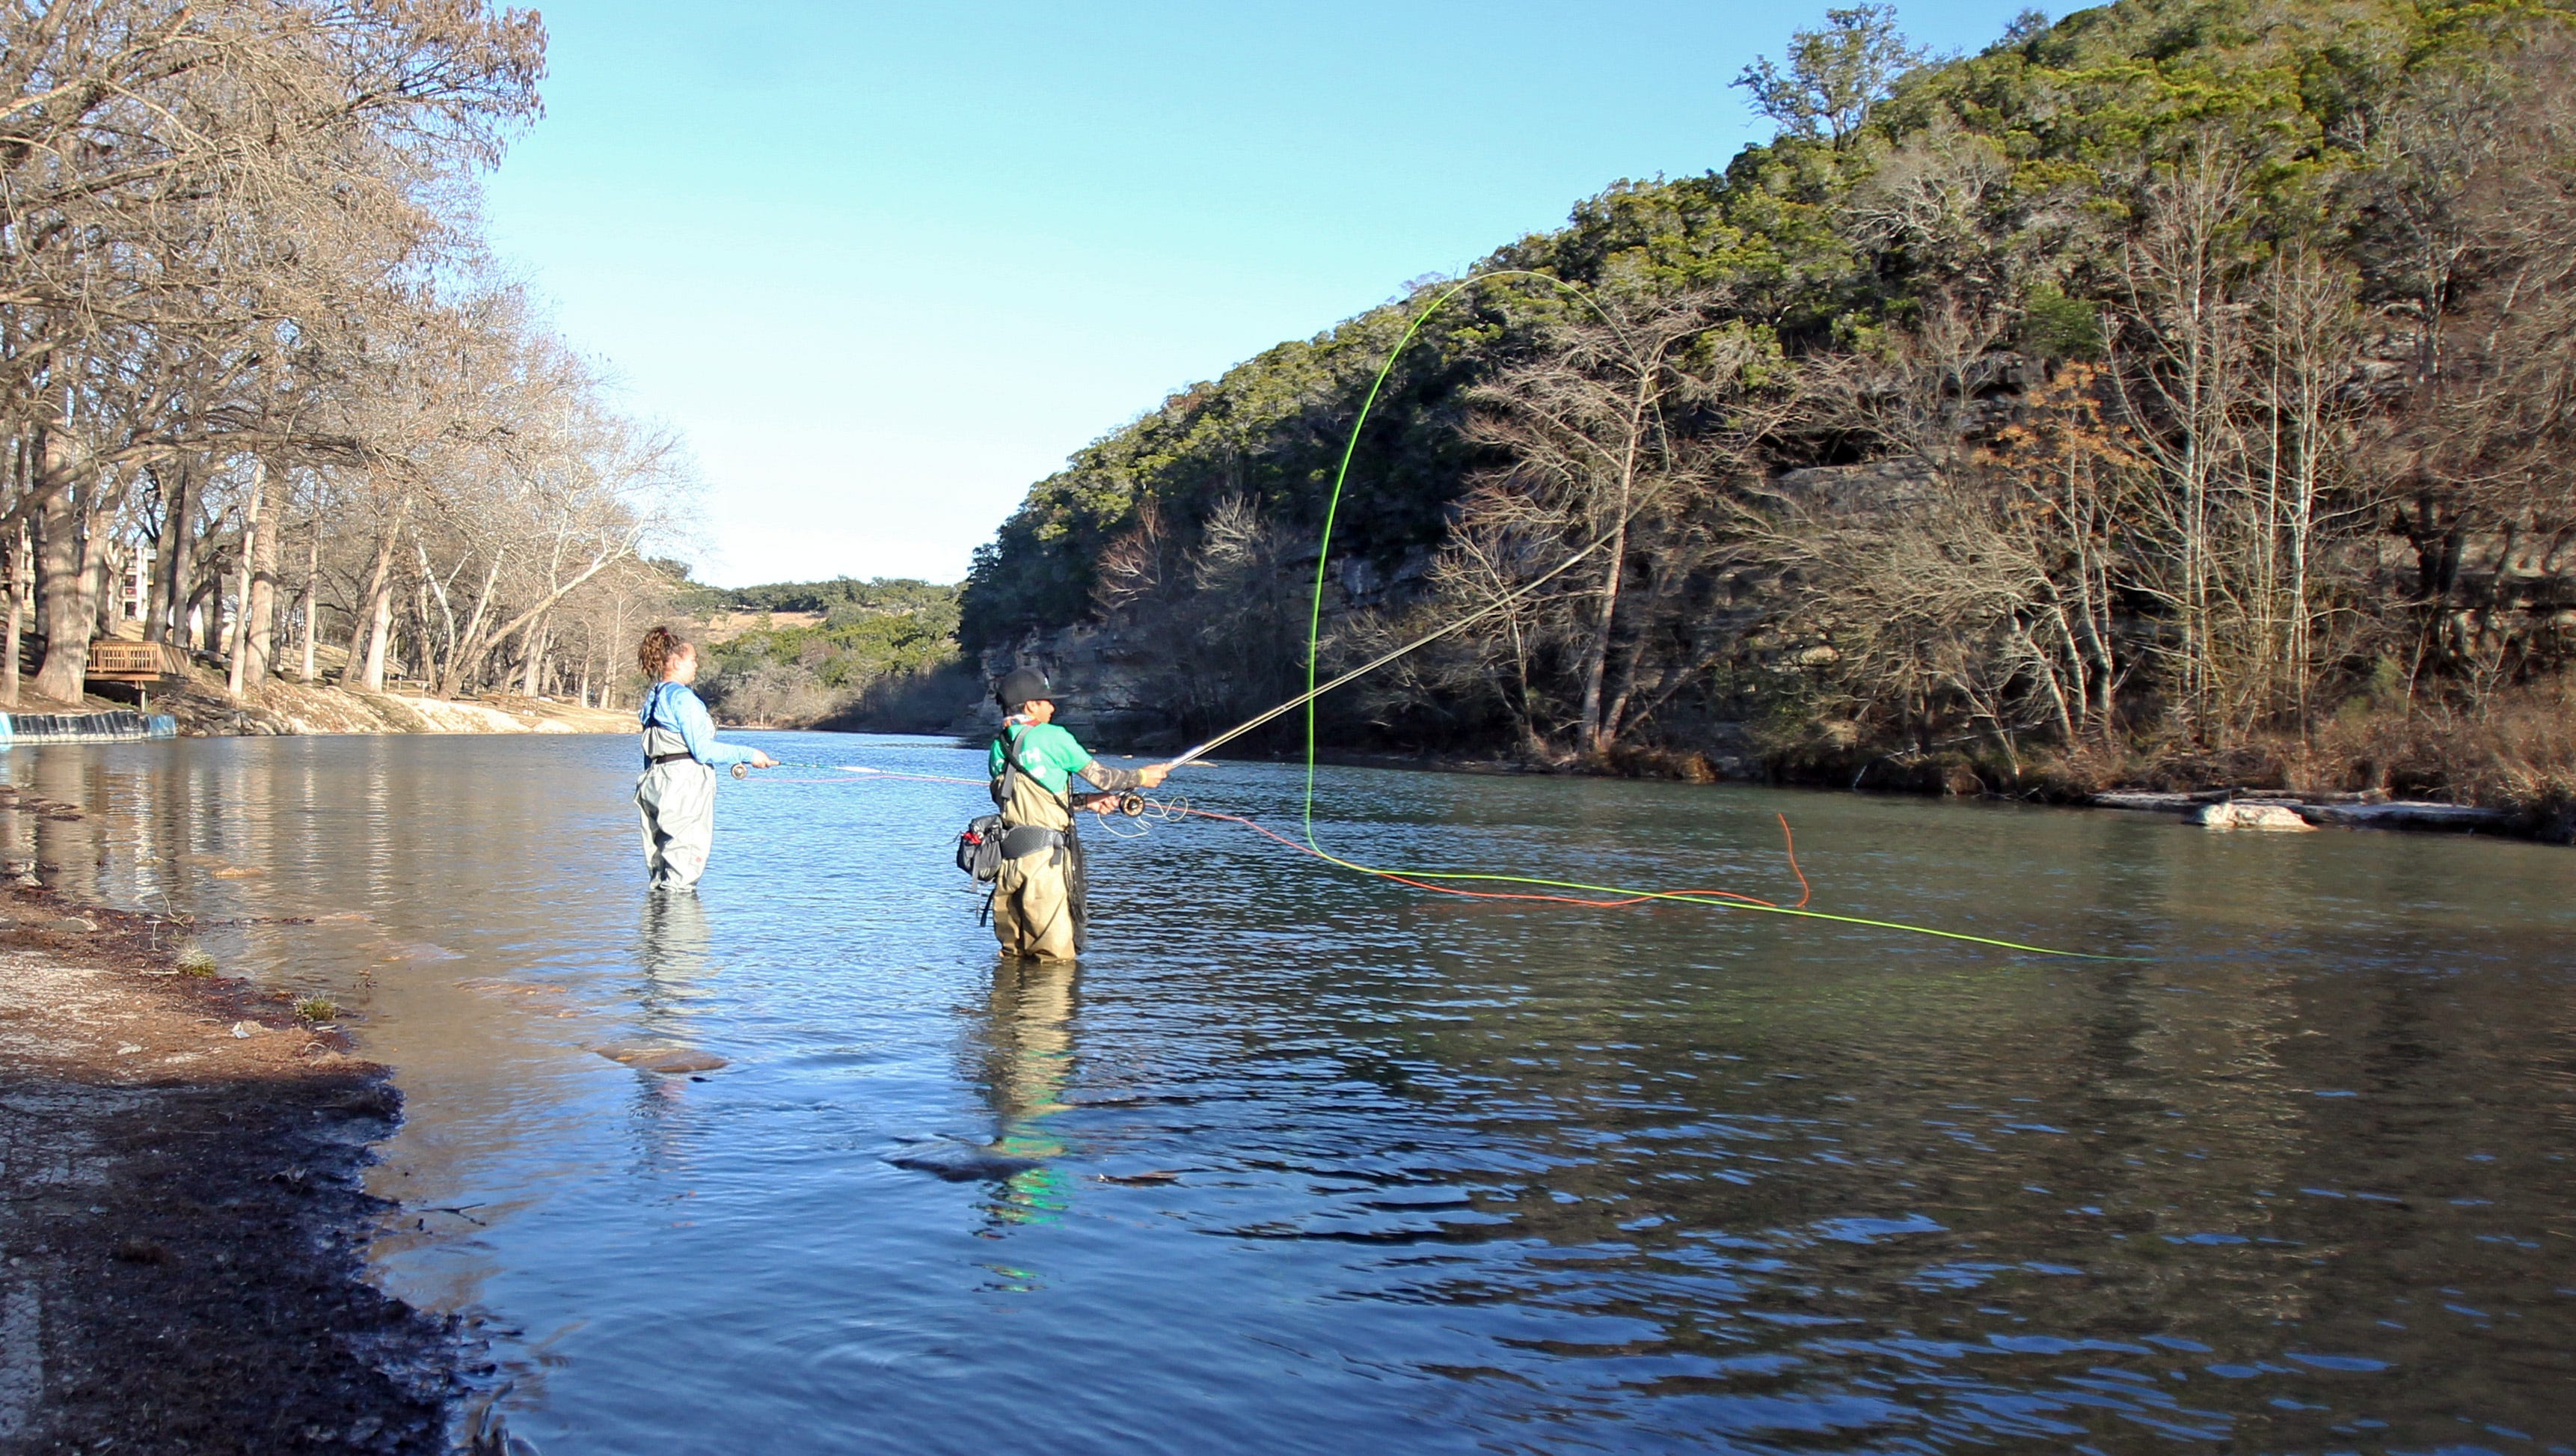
[{"xmin": 0, "ymin": 888, "xmax": 455, "ymax": 1455}]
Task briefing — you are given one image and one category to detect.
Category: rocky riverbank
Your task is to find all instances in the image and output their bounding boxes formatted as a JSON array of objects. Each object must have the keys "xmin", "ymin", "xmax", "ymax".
[
  {"xmin": 2088, "ymin": 788, "xmax": 2530, "ymax": 833},
  {"xmin": 1165, "ymin": 738, "xmax": 2575, "ymax": 845},
  {"xmin": 0, "ymin": 887, "xmax": 455, "ymax": 1454}
]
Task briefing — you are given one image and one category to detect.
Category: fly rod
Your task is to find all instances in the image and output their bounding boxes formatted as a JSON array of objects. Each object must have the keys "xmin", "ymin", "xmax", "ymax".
[{"xmin": 1164, "ymin": 521, "xmax": 1622, "ymax": 771}]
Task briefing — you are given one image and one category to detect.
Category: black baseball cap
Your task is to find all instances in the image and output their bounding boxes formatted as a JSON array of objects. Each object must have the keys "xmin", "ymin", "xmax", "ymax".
[{"xmin": 996, "ymin": 667, "xmax": 1071, "ymax": 711}]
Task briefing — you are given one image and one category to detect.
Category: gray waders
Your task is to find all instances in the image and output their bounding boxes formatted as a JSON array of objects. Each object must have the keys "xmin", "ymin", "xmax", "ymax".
[{"xmin": 636, "ymin": 723, "xmax": 718, "ymax": 890}]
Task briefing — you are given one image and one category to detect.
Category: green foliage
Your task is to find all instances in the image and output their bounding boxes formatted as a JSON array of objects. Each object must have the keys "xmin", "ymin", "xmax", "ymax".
[
  {"xmin": 2020, "ymin": 284, "xmax": 2105, "ymax": 359},
  {"xmin": 960, "ymin": 0, "xmax": 2573, "ymax": 700},
  {"xmin": 701, "ymin": 579, "xmax": 960, "ymax": 694},
  {"xmin": 960, "ymin": 302, "xmax": 1499, "ymax": 648},
  {"xmin": 1735, "ymin": 4, "xmax": 1931, "ymax": 146}
]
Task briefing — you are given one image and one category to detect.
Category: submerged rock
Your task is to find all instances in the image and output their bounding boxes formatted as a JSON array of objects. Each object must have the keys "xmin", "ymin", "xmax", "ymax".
[
  {"xmin": 589, "ymin": 1042, "xmax": 728, "ymax": 1074},
  {"xmin": 885, "ymin": 1141, "xmax": 1043, "ymax": 1182}
]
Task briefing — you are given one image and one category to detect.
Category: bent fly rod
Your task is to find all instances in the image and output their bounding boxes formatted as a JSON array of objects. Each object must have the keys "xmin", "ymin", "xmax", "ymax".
[{"xmin": 1162, "ymin": 521, "xmax": 1620, "ymax": 771}]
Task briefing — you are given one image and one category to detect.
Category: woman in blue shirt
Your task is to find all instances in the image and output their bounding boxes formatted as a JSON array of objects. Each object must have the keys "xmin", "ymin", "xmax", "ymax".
[{"xmin": 634, "ymin": 626, "xmax": 776, "ymax": 890}]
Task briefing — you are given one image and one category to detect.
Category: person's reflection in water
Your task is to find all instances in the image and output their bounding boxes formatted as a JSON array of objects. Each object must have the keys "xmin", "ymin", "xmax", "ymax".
[
  {"xmin": 631, "ymin": 891, "xmax": 718, "ymax": 1114},
  {"xmin": 640, "ymin": 890, "xmax": 714, "ymax": 1004},
  {"xmin": 976, "ymin": 957, "xmax": 1080, "ymax": 1228}
]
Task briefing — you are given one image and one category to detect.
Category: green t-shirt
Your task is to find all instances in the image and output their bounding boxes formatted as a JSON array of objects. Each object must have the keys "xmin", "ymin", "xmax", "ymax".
[{"xmin": 989, "ymin": 721, "xmax": 1094, "ymax": 795}]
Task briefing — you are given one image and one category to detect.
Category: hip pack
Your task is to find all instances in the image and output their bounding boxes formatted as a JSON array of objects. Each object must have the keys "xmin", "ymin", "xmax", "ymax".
[
  {"xmin": 956, "ymin": 816, "xmax": 1068, "ymax": 881},
  {"xmin": 955, "ymin": 814, "xmax": 1008, "ymax": 883}
]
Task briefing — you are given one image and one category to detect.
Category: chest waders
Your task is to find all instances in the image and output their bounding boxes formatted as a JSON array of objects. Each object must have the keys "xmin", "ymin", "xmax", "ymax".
[
  {"xmin": 634, "ymin": 691, "xmax": 721, "ymax": 890},
  {"xmin": 993, "ymin": 724, "xmax": 1088, "ymax": 953}
]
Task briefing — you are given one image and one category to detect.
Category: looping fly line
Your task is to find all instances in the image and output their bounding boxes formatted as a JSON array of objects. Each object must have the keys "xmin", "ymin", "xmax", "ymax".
[
  {"xmin": 1271, "ymin": 271, "xmax": 2127, "ymax": 961},
  {"xmin": 764, "ymin": 272, "xmax": 2132, "ymax": 961}
]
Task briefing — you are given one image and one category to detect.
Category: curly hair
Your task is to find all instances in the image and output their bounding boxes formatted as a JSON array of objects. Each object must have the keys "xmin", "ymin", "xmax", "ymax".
[{"xmin": 637, "ymin": 625, "xmax": 693, "ymax": 679}]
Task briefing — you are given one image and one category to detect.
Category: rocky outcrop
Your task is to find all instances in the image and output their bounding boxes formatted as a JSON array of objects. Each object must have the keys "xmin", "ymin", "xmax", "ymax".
[
  {"xmin": 2190, "ymin": 801, "xmax": 2316, "ymax": 831},
  {"xmin": 966, "ymin": 620, "xmax": 1166, "ymax": 744},
  {"xmin": 2097, "ymin": 789, "xmax": 2519, "ymax": 834}
]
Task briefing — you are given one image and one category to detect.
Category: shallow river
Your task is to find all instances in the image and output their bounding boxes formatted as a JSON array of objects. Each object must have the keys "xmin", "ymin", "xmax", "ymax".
[{"xmin": 7, "ymin": 732, "xmax": 2574, "ymax": 1452}]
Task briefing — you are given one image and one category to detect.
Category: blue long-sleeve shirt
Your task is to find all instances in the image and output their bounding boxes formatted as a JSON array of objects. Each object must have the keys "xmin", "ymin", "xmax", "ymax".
[{"xmin": 641, "ymin": 682, "xmax": 755, "ymax": 767}]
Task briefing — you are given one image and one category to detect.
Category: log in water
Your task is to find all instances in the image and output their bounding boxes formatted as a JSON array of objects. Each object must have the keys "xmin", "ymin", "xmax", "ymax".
[{"xmin": 7, "ymin": 732, "xmax": 2570, "ymax": 1452}]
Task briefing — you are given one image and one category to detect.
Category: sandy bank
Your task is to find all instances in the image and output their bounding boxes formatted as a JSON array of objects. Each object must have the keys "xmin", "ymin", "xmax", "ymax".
[
  {"xmin": 10, "ymin": 657, "xmax": 636, "ymax": 739},
  {"xmin": 0, "ymin": 888, "xmax": 452, "ymax": 1453},
  {"xmin": 170, "ymin": 670, "xmax": 632, "ymax": 738}
]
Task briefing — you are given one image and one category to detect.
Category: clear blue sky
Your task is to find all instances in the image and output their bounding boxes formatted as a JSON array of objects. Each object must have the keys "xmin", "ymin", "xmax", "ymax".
[{"xmin": 483, "ymin": 0, "xmax": 2039, "ymax": 588}]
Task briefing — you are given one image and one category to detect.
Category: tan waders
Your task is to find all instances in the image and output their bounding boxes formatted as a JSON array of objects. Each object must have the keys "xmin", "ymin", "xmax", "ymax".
[
  {"xmin": 990, "ymin": 743, "xmax": 1085, "ymax": 960},
  {"xmin": 636, "ymin": 723, "xmax": 717, "ymax": 890},
  {"xmin": 992, "ymin": 851, "xmax": 1079, "ymax": 960}
]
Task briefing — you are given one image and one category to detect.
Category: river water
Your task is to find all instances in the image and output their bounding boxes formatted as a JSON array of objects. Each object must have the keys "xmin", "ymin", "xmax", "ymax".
[{"xmin": 5, "ymin": 732, "xmax": 2572, "ymax": 1452}]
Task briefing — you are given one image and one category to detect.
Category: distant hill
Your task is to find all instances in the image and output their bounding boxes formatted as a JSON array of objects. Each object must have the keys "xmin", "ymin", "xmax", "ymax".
[
  {"xmin": 680, "ymin": 576, "xmax": 970, "ymax": 729},
  {"xmin": 675, "ymin": 575, "xmax": 958, "ymax": 619}
]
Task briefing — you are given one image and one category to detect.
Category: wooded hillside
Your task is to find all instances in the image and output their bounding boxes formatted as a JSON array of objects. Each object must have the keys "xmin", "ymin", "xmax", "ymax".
[{"xmin": 960, "ymin": 0, "xmax": 2576, "ymax": 810}]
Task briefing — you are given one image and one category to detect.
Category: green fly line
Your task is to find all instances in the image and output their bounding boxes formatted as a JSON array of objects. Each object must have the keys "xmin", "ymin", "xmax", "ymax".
[{"xmin": 1287, "ymin": 270, "xmax": 2128, "ymax": 961}]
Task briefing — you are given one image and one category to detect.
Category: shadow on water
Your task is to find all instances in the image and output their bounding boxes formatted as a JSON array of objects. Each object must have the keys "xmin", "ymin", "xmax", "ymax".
[{"xmin": 4, "ymin": 732, "xmax": 2574, "ymax": 1453}]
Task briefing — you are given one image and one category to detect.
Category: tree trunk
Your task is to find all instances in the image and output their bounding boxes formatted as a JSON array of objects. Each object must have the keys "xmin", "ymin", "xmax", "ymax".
[
  {"xmin": 245, "ymin": 461, "xmax": 279, "ymax": 687},
  {"xmin": 93, "ymin": 536, "xmax": 122, "ymax": 640},
  {"xmin": 606, "ymin": 597, "xmax": 625, "ymax": 709},
  {"xmin": 31, "ymin": 465, "xmax": 95, "ymax": 704},
  {"xmin": 142, "ymin": 467, "xmax": 174, "ymax": 643},
  {"xmin": 352, "ymin": 495, "xmax": 411, "ymax": 691},
  {"xmin": 411, "ymin": 573, "xmax": 435, "ymax": 688},
  {"xmin": 229, "ymin": 459, "xmax": 272, "ymax": 694},
  {"xmin": 158, "ymin": 457, "xmax": 201, "ymax": 648},
  {"xmin": 4, "ymin": 521, "xmax": 25, "ymax": 708},
  {"xmin": 435, "ymin": 551, "xmax": 506, "ymax": 697},
  {"xmin": 300, "ymin": 525, "xmax": 320, "ymax": 682},
  {"xmin": 361, "ymin": 587, "xmax": 395, "ymax": 689},
  {"xmin": 184, "ymin": 565, "xmax": 220, "ymax": 653},
  {"xmin": 518, "ymin": 613, "xmax": 550, "ymax": 696},
  {"xmin": 1575, "ymin": 394, "xmax": 1648, "ymax": 755}
]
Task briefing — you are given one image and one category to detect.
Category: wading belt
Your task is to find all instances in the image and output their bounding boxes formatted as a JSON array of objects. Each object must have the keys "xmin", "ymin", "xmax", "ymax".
[
  {"xmin": 999, "ymin": 824, "xmax": 1065, "ymax": 859},
  {"xmin": 646, "ymin": 750, "xmax": 694, "ymax": 766}
]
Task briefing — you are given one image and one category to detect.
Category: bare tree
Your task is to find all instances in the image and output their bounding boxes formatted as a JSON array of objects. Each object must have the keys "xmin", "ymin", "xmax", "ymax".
[
  {"xmin": 1459, "ymin": 286, "xmax": 1788, "ymax": 756},
  {"xmin": 2110, "ymin": 142, "xmax": 2255, "ymax": 737}
]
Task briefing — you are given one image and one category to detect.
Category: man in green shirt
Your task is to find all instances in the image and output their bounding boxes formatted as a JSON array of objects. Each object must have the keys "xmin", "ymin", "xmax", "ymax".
[{"xmin": 987, "ymin": 667, "xmax": 1171, "ymax": 959}]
